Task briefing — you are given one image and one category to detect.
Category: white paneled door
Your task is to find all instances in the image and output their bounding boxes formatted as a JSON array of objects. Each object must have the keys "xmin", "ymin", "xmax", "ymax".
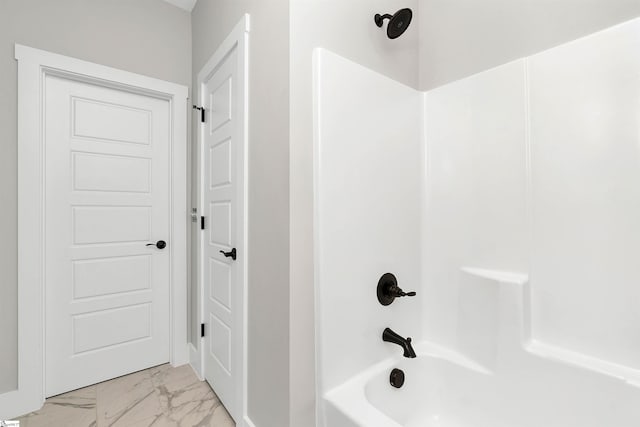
[
  {"xmin": 201, "ymin": 44, "xmax": 244, "ymax": 421},
  {"xmin": 45, "ymin": 75, "xmax": 171, "ymax": 397}
]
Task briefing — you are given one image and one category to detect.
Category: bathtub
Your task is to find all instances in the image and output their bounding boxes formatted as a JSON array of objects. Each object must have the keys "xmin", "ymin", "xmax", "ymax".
[
  {"xmin": 317, "ymin": 266, "xmax": 640, "ymax": 427},
  {"xmin": 319, "ymin": 267, "xmax": 640, "ymax": 427},
  {"xmin": 323, "ymin": 340, "xmax": 640, "ymax": 427}
]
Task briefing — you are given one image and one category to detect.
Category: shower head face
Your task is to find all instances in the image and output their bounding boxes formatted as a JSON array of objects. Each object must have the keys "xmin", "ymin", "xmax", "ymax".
[{"xmin": 387, "ymin": 8, "xmax": 413, "ymax": 39}]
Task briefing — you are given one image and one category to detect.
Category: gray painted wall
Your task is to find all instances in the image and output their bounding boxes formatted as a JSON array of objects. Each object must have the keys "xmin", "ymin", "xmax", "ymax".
[
  {"xmin": 419, "ymin": 0, "xmax": 640, "ymax": 90},
  {"xmin": 0, "ymin": 0, "xmax": 191, "ymax": 395},
  {"xmin": 289, "ymin": 1, "xmax": 419, "ymax": 425},
  {"xmin": 191, "ymin": 1, "xmax": 290, "ymax": 426}
]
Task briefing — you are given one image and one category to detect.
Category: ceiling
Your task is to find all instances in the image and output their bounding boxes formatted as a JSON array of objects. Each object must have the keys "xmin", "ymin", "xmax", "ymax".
[{"xmin": 163, "ymin": 0, "xmax": 196, "ymax": 12}]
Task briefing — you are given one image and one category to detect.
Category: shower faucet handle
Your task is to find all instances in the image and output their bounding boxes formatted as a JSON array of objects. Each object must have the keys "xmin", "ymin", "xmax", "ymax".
[
  {"xmin": 392, "ymin": 287, "xmax": 416, "ymax": 298},
  {"xmin": 377, "ymin": 273, "xmax": 417, "ymax": 306},
  {"xmin": 399, "ymin": 290, "xmax": 417, "ymax": 297}
]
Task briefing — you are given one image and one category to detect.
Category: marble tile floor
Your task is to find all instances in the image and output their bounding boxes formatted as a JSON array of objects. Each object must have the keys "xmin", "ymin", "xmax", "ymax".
[{"xmin": 16, "ymin": 364, "xmax": 235, "ymax": 427}]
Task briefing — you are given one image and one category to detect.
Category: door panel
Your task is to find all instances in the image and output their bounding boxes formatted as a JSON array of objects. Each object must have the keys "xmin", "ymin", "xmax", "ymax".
[
  {"xmin": 72, "ymin": 152, "xmax": 151, "ymax": 193},
  {"xmin": 72, "ymin": 97, "xmax": 151, "ymax": 144},
  {"xmin": 72, "ymin": 303, "xmax": 151, "ymax": 354},
  {"xmin": 45, "ymin": 76, "xmax": 170, "ymax": 397},
  {"xmin": 201, "ymin": 47, "xmax": 241, "ymax": 421},
  {"xmin": 72, "ymin": 206, "xmax": 151, "ymax": 244},
  {"xmin": 210, "ymin": 258, "xmax": 231, "ymax": 310},
  {"xmin": 72, "ymin": 254, "xmax": 151, "ymax": 299},
  {"xmin": 210, "ymin": 139, "xmax": 232, "ymax": 188}
]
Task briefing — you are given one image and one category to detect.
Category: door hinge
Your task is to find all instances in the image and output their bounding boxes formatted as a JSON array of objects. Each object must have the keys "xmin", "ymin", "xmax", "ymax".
[
  {"xmin": 200, "ymin": 216, "xmax": 205, "ymax": 230},
  {"xmin": 192, "ymin": 105, "xmax": 205, "ymax": 123},
  {"xmin": 201, "ymin": 323, "xmax": 205, "ymax": 338}
]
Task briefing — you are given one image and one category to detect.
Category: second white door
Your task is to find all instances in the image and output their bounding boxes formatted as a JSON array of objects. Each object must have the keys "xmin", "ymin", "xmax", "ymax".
[{"xmin": 200, "ymin": 44, "xmax": 244, "ymax": 422}]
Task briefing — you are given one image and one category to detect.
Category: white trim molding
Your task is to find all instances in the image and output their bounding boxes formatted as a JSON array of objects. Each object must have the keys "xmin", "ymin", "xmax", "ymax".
[
  {"xmin": 1, "ymin": 44, "xmax": 189, "ymax": 420},
  {"xmin": 193, "ymin": 13, "xmax": 251, "ymax": 427}
]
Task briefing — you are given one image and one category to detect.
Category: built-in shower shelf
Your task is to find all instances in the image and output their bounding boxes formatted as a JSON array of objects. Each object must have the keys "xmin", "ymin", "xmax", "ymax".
[{"xmin": 458, "ymin": 266, "xmax": 640, "ymax": 388}]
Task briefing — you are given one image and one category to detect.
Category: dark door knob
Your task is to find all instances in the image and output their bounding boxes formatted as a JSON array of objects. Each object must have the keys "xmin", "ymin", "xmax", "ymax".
[
  {"xmin": 220, "ymin": 248, "xmax": 237, "ymax": 260},
  {"xmin": 146, "ymin": 240, "xmax": 167, "ymax": 249}
]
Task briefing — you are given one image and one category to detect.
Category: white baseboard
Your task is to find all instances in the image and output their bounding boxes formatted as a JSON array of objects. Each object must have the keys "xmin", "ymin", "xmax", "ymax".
[
  {"xmin": 0, "ymin": 388, "xmax": 43, "ymax": 421},
  {"xmin": 188, "ymin": 343, "xmax": 203, "ymax": 380}
]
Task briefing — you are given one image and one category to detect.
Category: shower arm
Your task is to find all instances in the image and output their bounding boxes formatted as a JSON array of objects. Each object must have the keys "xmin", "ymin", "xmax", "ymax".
[{"xmin": 374, "ymin": 14, "xmax": 394, "ymax": 27}]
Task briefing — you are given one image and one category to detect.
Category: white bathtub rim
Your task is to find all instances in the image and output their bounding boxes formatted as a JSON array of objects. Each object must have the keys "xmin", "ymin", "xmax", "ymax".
[
  {"xmin": 322, "ymin": 343, "xmax": 494, "ymax": 427},
  {"xmin": 322, "ymin": 337, "xmax": 640, "ymax": 427},
  {"xmin": 324, "ymin": 357, "xmax": 400, "ymax": 427}
]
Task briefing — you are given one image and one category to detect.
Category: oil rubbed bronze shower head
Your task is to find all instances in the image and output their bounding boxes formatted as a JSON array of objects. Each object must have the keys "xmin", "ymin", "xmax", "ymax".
[{"xmin": 374, "ymin": 8, "xmax": 413, "ymax": 39}]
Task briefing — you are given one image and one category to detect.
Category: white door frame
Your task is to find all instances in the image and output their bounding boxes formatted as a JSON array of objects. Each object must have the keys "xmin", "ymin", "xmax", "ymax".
[
  {"xmin": 2, "ymin": 44, "xmax": 188, "ymax": 420},
  {"xmin": 193, "ymin": 14, "xmax": 250, "ymax": 427}
]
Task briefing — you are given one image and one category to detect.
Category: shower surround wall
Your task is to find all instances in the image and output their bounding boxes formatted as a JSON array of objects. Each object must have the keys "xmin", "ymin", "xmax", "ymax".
[
  {"xmin": 426, "ymin": 18, "xmax": 640, "ymax": 374},
  {"xmin": 423, "ymin": 60, "xmax": 529, "ymax": 349},
  {"xmin": 315, "ymin": 17, "xmax": 640, "ymax": 426},
  {"xmin": 528, "ymin": 21, "xmax": 640, "ymax": 371},
  {"xmin": 290, "ymin": 2, "xmax": 419, "ymax": 424},
  {"xmin": 313, "ymin": 48, "xmax": 422, "ymax": 415}
]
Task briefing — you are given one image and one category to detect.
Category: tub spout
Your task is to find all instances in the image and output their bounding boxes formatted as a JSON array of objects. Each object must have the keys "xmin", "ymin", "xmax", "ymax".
[{"xmin": 382, "ymin": 327, "xmax": 417, "ymax": 358}]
